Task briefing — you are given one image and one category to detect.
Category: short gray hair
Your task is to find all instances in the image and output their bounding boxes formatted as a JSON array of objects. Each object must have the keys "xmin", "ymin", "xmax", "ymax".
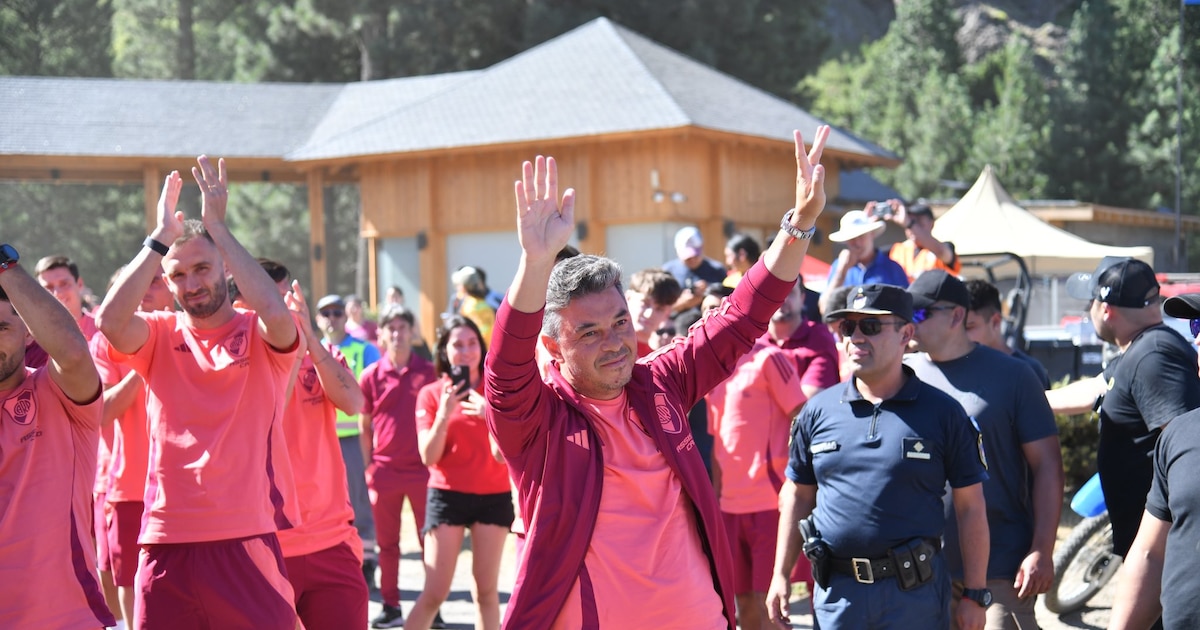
[{"xmin": 542, "ymin": 255, "xmax": 624, "ymax": 339}]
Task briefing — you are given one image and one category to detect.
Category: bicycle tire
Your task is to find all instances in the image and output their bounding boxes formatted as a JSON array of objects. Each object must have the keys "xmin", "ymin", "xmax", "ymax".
[{"xmin": 1043, "ymin": 514, "xmax": 1122, "ymax": 615}]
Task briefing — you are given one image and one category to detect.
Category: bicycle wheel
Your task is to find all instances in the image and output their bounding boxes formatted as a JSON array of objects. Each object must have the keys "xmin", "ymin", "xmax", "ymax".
[{"xmin": 1044, "ymin": 514, "xmax": 1122, "ymax": 615}]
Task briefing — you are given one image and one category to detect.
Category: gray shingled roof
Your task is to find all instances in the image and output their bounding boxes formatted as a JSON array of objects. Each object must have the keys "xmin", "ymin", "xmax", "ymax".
[
  {"xmin": 0, "ymin": 18, "xmax": 895, "ymax": 165},
  {"xmin": 0, "ymin": 76, "xmax": 342, "ymax": 158},
  {"xmin": 288, "ymin": 18, "xmax": 896, "ymax": 162}
]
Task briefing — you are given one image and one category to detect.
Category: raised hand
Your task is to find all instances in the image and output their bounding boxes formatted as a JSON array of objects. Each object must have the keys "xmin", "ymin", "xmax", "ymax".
[
  {"xmin": 191, "ymin": 155, "xmax": 229, "ymax": 227},
  {"xmin": 792, "ymin": 126, "xmax": 831, "ymax": 227},
  {"xmin": 285, "ymin": 279, "xmax": 318, "ymax": 342},
  {"xmin": 514, "ymin": 155, "xmax": 575, "ymax": 263},
  {"xmin": 155, "ymin": 170, "xmax": 185, "ymax": 244}
]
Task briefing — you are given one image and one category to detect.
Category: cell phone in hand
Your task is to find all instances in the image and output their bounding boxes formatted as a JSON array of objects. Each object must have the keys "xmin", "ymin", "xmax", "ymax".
[{"xmin": 450, "ymin": 365, "xmax": 470, "ymax": 395}]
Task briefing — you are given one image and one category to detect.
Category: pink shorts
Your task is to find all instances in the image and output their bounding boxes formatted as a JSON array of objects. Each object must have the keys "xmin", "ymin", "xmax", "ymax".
[
  {"xmin": 93, "ymin": 492, "xmax": 110, "ymax": 572},
  {"xmin": 135, "ymin": 533, "xmax": 296, "ymax": 630},
  {"xmin": 722, "ymin": 509, "xmax": 780, "ymax": 595},
  {"xmin": 284, "ymin": 541, "xmax": 369, "ymax": 630},
  {"xmin": 107, "ymin": 501, "xmax": 143, "ymax": 587}
]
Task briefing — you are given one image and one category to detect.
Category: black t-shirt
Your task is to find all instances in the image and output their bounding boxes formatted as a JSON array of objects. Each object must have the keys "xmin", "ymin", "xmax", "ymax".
[
  {"xmin": 1146, "ymin": 409, "xmax": 1200, "ymax": 628},
  {"xmin": 1098, "ymin": 324, "xmax": 1200, "ymax": 556}
]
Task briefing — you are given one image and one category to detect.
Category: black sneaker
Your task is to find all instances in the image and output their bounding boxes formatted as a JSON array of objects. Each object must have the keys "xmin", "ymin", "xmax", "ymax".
[
  {"xmin": 431, "ymin": 610, "xmax": 448, "ymax": 629},
  {"xmin": 371, "ymin": 604, "xmax": 404, "ymax": 629},
  {"xmin": 362, "ymin": 558, "xmax": 378, "ymax": 592}
]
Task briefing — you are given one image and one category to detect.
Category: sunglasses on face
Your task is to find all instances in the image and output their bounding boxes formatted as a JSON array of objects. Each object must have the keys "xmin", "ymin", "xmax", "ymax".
[
  {"xmin": 837, "ymin": 317, "xmax": 903, "ymax": 337},
  {"xmin": 911, "ymin": 305, "xmax": 957, "ymax": 324},
  {"xmin": 319, "ymin": 309, "xmax": 344, "ymax": 318}
]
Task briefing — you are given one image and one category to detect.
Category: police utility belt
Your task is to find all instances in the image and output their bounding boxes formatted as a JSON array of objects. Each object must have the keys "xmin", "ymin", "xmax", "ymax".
[{"xmin": 801, "ymin": 517, "xmax": 940, "ymax": 590}]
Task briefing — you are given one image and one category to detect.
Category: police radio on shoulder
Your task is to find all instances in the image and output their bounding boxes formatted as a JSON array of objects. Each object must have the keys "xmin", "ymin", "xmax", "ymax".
[
  {"xmin": 780, "ymin": 208, "xmax": 817, "ymax": 242},
  {"xmin": 0, "ymin": 244, "xmax": 19, "ymax": 273}
]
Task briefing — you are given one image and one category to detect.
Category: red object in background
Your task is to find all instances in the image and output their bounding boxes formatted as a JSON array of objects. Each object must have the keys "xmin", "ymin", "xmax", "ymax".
[{"xmin": 801, "ymin": 255, "xmax": 830, "ymax": 287}]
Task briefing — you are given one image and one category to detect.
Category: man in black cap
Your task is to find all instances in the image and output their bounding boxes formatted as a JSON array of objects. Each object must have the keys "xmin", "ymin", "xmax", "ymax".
[
  {"xmin": 1110, "ymin": 293, "xmax": 1200, "ymax": 630},
  {"xmin": 768, "ymin": 283, "xmax": 990, "ymax": 630},
  {"xmin": 905, "ymin": 271, "xmax": 1062, "ymax": 630},
  {"xmin": 1048, "ymin": 257, "xmax": 1200, "ymax": 560}
]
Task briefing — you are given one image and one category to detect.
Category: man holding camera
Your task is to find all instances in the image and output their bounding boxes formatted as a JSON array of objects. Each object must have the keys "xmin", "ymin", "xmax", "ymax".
[
  {"xmin": 767, "ymin": 284, "xmax": 990, "ymax": 630},
  {"xmin": 873, "ymin": 199, "xmax": 960, "ymax": 282}
]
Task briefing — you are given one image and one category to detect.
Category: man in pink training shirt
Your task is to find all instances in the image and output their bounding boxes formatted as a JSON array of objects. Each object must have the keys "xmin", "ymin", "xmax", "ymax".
[
  {"xmin": 96, "ymin": 156, "xmax": 303, "ymax": 630},
  {"xmin": 484, "ymin": 126, "xmax": 832, "ymax": 628},
  {"xmin": 704, "ymin": 292, "xmax": 808, "ymax": 630},
  {"xmin": 359, "ymin": 305, "xmax": 438, "ymax": 628},
  {"xmin": 257, "ymin": 258, "xmax": 371, "ymax": 630},
  {"xmin": 91, "ymin": 268, "xmax": 176, "ymax": 625},
  {"xmin": 0, "ymin": 243, "xmax": 114, "ymax": 629}
]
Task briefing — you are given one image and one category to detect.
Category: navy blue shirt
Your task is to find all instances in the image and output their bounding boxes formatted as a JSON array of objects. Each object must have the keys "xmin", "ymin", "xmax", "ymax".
[
  {"xmin": 788, "ymin": 367, "xmax": 988, "ymax": 558},
  {"xmin": 906, "ymin": 345, "xmax": 1058, "ymax": 580}
]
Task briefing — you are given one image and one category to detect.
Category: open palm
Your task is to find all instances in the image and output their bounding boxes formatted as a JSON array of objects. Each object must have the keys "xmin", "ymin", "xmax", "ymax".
[{"xmin": 514, "ymin": 155, "xmax": 575, "ymax": 262}]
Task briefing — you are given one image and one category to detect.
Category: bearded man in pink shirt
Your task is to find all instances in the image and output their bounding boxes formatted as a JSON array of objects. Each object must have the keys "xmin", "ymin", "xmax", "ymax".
[
  {"xmin": 484, "ymin": 126, "xmax": 832, "ymax": 629},
  {"xmin": 96, "ymin": 157, "xmax": 303, "ymax": 630},
  {"xmin": 0, "ymin": 244, "xmax": 112, "ymax": 629}
]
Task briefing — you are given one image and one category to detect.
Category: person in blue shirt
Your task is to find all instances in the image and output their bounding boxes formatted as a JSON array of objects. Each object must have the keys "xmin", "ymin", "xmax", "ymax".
[
  {"xmin": 768, "ymin": 284, "xmax": 990, "ymax": 630},
  {"xmin": 819, "ymin": 209, "xmax": 909, "ymax": 316}
]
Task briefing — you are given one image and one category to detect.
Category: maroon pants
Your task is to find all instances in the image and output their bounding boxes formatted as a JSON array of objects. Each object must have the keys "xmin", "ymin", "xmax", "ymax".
[
  {"xmin": 368, "ymin": 466, "xmax": 429, "ymax": 608},
  {"xmin": 284, "ymin": 541, "xmax": 368, "ymax": 630}
]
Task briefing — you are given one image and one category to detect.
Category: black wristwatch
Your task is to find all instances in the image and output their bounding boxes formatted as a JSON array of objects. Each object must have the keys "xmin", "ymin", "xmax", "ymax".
[
  {"xmin": 961, "ymin": 587, "xmax": 993, "ymax": 608},
  {"xmin": 0, "ymin": 244, "xmax": 19, "ymax": 273}
]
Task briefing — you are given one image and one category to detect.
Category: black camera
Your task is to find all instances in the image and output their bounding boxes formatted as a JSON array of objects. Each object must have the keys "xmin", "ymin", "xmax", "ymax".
[{"xmin": 868, "ymin": 201, "xmax": 893, "ymax": 220}]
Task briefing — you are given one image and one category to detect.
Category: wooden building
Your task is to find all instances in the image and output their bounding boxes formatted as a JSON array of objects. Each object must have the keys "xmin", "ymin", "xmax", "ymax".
[{"xmin": 0, "ymin": 18, "xmax": 898, "ymax": 342}]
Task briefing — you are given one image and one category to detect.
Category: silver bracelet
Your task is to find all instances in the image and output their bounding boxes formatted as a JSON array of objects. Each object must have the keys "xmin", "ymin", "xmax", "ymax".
[{"xmin": 780, "ymin": 208, "xmax": 817, "ymax": 241}]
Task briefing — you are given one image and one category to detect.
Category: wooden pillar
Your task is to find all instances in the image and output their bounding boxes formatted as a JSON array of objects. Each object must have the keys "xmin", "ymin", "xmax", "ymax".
[
  {"xmin": 366, "ymin": 236, "xmax": 378, "ymax": 312},
  {"xmin": 142, "ymin": 165, "xmax": 159, "ymax": 232},
  {"xmin": 417, "ymin": 162, "xmax": 444, "ymax": 346},
  {"xmin": 307, "ymin": 169, "xmax": 327, "ymax": 298}
]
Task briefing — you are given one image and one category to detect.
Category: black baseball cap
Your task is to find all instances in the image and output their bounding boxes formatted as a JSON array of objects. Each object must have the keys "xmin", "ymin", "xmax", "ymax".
[
  {"xmin": 825, "ymin": 284, "xmax": 914, "ymax": 323},
  {"xmin": 906, "ymin": 201, "xmax": 934, "ymax": 218},
  {"xmin": 1164, "ymin": 293, "xmax": 1200, "ymax": 319},
  {"xmin": 907, "ymin": 270, "xmax": 969, "ymax": 309},
  {"xmin": 1066, "ymin": 257, "xmax": 1159, "ymax": 308}
]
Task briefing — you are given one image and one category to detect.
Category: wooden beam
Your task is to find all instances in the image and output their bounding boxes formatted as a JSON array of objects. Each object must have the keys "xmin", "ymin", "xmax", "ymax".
[
  {"xmin": 307, "ymin": 169, "xmax": 327, "ymax": 299},
  {"xmin": 418, "ymin": 161, "xmax": 444, "ymax": 346},
  {"xmin": 142, "ymin": 165, "xmax": 159, "ymax": 233},
  {"xmin": 367, "ymin": 237, "xmax": 378, "ymax": 312}
]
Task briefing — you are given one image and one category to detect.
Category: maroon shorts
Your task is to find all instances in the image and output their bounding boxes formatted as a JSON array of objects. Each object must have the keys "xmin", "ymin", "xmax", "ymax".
[
  {"xmin": 93, "ymin": 492, "xmax": 111, "ymax": 572},
  {"xmin": 722, "ymin": 509, "xmax": 780, "ymax": 595},
  {"xmin": 107, "ymin": 501, "xmax": 143, "ymax": 587},
  {"xmin": 135, "ymin": 533, "xmax": 296, "ymax": 630},
  {"xmin": 284, "ymin": 541, "xmax": 369, "ymax": 630}
]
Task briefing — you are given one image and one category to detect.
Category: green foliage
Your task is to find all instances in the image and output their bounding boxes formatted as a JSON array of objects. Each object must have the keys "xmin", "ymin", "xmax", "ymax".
[
  {"xmin": 968, "ymin": 39, "xmax": 1050, "ymax": 197},
  {"xmin": 0, "ymin": 0, "xmax": 114, "ymax": 76},
  {"xmin": 1051, "ymin": 376, "xmax": 1100, "ymax": 492}
]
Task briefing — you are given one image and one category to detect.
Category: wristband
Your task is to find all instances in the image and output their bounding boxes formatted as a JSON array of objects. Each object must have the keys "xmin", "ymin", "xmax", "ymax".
[
  {"xmin": 780, "ymin": 208, "xmax": 817, "ymax": 242},
  {"xmin": 143, "ymin": 237, "xmax": 170, "ymax": 256}
]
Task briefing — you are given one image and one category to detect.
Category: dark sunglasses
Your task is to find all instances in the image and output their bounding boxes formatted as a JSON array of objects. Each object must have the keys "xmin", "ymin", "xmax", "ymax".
[
  {"xmin": 1190, "ymin": 318, "xmax": 1200, "ymax": 339},
  {"xmin": 911, "ymin": 305, "xmax": 957, "ymax": 324},
  {"xmin": 319, "ymin": 309, "xmax": 345, "ymax": 318},
  {"xmin": 838, "ymin": 317, "xmax": 903, "ymax": 337}
]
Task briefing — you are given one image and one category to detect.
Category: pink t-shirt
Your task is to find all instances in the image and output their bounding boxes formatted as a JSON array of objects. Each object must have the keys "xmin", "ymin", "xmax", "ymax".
[
  {"xmin": 276, "ymin": 353, "xmax": 361, "ymax": 560},
  {"xmin": 91, "ymin": 333, "xmax": 150, "ymax": 504},
  {"xmin": 360, "ymin": 353, "xmax": 437, "ymax": 477},
  {"xmin": 0, "ymin": 367, "xmax": 110, "ymax": 629},
  {"xmin": 550, "ymin": 391, "xmax": 725, "ymax": 629},
  {"xmin": 110, "ymin": 310, "xmax": 302, "ymax": 544},
  {"xmin": 415, "ymin": 382, "xmax": 510, "ymax": 495},
  {"xmin": 707, "ymin": 340, "xmax": 806, "ymax": 514}
]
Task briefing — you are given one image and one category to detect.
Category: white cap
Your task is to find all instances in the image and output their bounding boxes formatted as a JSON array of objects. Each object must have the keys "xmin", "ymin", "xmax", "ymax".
[{"xmin": 675, "ymin": 226, "xmax": 703, "ymax": 259}]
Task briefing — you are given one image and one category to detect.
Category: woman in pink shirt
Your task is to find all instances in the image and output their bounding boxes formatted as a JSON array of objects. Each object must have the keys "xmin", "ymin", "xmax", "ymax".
[{"xmin": 406, "ymin": 316, "xmax": 513, "ymax": 630}]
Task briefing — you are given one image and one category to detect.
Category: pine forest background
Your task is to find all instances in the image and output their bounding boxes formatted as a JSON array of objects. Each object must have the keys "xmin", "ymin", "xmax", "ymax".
[{"xmin": 3, "ymin": 0, "xmax": 1200, "ymax": 298}]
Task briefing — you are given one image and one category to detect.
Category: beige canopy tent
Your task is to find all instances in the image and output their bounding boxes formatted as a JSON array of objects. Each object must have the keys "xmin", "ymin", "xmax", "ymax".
[{"xmin": 932, "ymin": 165, "xmax": 1154, "ymax": 276}]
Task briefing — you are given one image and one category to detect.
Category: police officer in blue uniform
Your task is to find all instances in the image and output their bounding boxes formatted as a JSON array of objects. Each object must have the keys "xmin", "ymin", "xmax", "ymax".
[{"xmin": 767, "ymin": 284, "xmax": 991, "ymax": 630}]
